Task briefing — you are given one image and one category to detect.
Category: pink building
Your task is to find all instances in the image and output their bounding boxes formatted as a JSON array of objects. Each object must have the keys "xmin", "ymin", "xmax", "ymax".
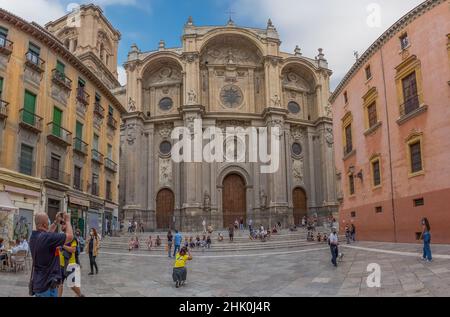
[{"xmin": 330, "ymin": 0, "xmax": 450, "ymax": 243}]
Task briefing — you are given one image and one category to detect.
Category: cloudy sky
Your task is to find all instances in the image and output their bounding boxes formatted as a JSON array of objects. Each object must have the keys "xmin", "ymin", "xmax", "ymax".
[{"xmin": 0, "ymin": 0, "xmax": 424, "ymax": 88}]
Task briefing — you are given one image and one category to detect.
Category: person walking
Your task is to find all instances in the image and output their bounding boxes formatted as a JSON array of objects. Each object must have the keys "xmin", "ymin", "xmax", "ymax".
[
  {"xmin": 248, "ymin": 218, "xmax": 253, "ymax": 232},
  {"xmin": 85, "ymin": 228, "xmax": 100, "ymax": 275},
  {"xmin": 345, "ymin": 225, "xmax": 351, "ymax": 244},
  {"xmin": 172, "ymin": 247, "xmax": 193, "ymax": 288},
  {"xmin": 328, "ymin": 228, "xmax": 339, "ymax": 267},
  {"xmin": 29, "ymin": 212, "xmax": 73, "ymax": 297},
  {"xmin": 421, "ymin": 218, "xmax": 432, "ymax": 262},
  {"xmin": 350, "ymin": 224, "xmax": 356, "ymax": 242},
  {"xmin": 228, "ymin": 223, "xmax": 234, "ymax": 242},
  {"xmin": 239, "ymin": 217, "xmax": 244, "ymax": 230},
  {"xmin": 173, "ymin": 230, "xmax": 182, "ymax": 257},
  {"xmin": 167, "ymin": 230, "xmax": 173, "ymax": 258}
]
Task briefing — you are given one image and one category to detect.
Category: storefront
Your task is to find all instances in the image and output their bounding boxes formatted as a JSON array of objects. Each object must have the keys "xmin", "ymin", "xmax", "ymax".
[
  {"xmin": 68, "ymin": 196, "xmax": 89, "ymax": 238},
  {"xmin": 104, "ymin": 202, "xmax": 119, "ymax": 236},
  {"xmin": 0, "ymin": 192, "xmax": 19, "ymax": 247}
]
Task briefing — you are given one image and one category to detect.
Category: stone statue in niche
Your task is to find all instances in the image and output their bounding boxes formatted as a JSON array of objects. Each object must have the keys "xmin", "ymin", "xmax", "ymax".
[
  {"xmin": 128, "ymin": 98, "xmax": 136, "ymax": 112},
  {"xmin": 325, "ymin": 128, "xmax": 334, "ymax": 147},
  {"xmin": 204, "ymin": 191, "xmax": 211, "ymax": 209},
  {"xmin": 260, "ymin": 190, "xmax": 267, "ymax": 209},
  {"xmin": 293, "ymin": 159, "xmax": 304, "ymax": 182},
  {"xmin": 271, "ymin": 94, "xmax": 281, "ymax": 107},
  {"xmin": 187, "ymin": 89, "xmax": 197, "ymax": 105}
]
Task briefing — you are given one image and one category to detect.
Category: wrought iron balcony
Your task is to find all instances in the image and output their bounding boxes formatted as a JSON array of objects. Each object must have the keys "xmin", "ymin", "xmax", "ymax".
[
  {"xmin": 19, "ymin": 109, "xmax": 43, "ymax": 133},
  {"xmin": 47, "ymin": 122, "xmax": 72, "ymax": 147},
  {"xmin": 0, "ymin": 37, "xmax": 13, "ymax": 56},
  {"xmin": 25, "ymin": 51, "xmax": 45, "ymax": 73},
  {"xmin": 94, "ymin": 102, "xmax": 105, "ymax": 118},
  {"xmin": 73, "ymin": 137, "xmax": 89, "ymax": 156},
  {"xmin": 0, "ymin": 99, "xmax": 8, "ymax": 119},
  {"xmin": 44, "ymin": 166, "xmax": 71, "ymax": 185},
  {"xmin": 76, "ymin": 87, "xmax": 90, "ymax": 106},
  {"xmin": 104, "ymin": 158, "xmax": 118, "ymax": 173},
  {"xmin": 399, "ymin": 93, "xmax": 420, "ymax": 117},
  {"xmin": 51, "ymin": 69, "xmax": 72, "ymax": 90},
  {"xmin": 107, "ymin": 115, "xmax": 118, "ymax": 130},
  {"xmin": 91, "ymin": 149, "xmax": 104, "ymax": 165}
]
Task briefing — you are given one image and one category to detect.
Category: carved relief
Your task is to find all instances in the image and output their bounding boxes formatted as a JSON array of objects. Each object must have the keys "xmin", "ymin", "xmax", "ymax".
[
  {"xmin": 128, "ymin": 98, "xmax": 136, "ymax": 112},
  {"xmin": 159, "ymin": 158, "xmax": 172, "ymax": 185},
  {"xmin": 51, "ymin": 85, "xmax": 70, "ymax": 105},
  {"xmin": 325, "ymin": 127, "xmax": 334, "ymax": 147},
  {"xmin": 127, "ymin": 123, "xmax": 137, "ymax": 145},
  {"xmin": 23, "ymin": 67, "xmax": 42, "ymax": 87},
  {"xmin": 291, "ymin": 126, "xmax": 305, "ymax": 142},
  {"xmin": 271, "ymin": 94, "xmax": 281, "ymax": 107},
  {"xmin": 293, "ymin": 158, "xmax": 304, "ymax": 183},
  {"xmin": 187, "ymin": 89, "xmax": 197, "ymax": 105},
  {"xmin": 158, "ymin": 123, "xmax": 173, "ymax": 139}
]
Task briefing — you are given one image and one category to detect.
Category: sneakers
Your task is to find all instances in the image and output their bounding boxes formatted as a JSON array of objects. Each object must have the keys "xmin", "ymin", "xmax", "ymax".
[
  {"xmin": 181, "ymin": 281, "xmax": 186, "ymax": 287},
  {"xmin": 175, "ymin": 281, "xmax": 180, "ymax": 288}
]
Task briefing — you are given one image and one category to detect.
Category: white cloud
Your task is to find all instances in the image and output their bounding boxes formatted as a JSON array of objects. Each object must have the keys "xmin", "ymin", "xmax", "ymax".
[
  {"xmin": 0, "ymin": 0, "xmax": 66, "ymax": 25},
  {"xmin": 234, "ymin": 0, "xmax": 424, "ymax": 89},
  {"xmin": 117, "ymin": 65, "xmax": 127, "ymax": 86}
]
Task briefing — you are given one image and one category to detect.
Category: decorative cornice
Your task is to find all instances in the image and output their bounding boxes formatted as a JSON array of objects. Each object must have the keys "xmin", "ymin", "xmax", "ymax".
[
  {"xmin": 330, "ymin": 0, "xmax": 444, "ymax": 103},
  {"xmin": 0, "ymin": 8, "xmax": 126, "ymax": 114}
]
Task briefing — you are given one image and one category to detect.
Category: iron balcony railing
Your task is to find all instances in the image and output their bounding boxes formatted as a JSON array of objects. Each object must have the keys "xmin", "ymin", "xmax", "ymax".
[
  {"xmin": 94, "ymin": 102, "xmax": 105, "ymax": 118},
  {"xmin": 76, "ymin": 87, "xmax": 90, "ymax": 106},
  {"xmin": 0, "ymin": 36, "xmax": 13, "ymax": 55},
  {"xmin": 25, "ymin": 51, "xmax": 45, "ymax": 72},
  {"xmin": 107, "ymin": 115, "xmax": 117, "ymax": 130},
  {"xmin": 19, "ymin": 109, "xmax": 43, "ymax": 133},
  {"xmin": 104, "ymin": 158, "xmax": 118, "ymax": 173},
  {"xmin": 51, "ymin": 69, "xmax": 72, "ymax": 90},
  {"xmin": 400, "ymin": 93, "xmax": 421, "ymax": 117},
  {"xmin": 0, "ymin": 99, "xmax": 8, "ymax": 119},
  {"xmin": 47, "ymin": 122, "xmax": 72, "ymax": 147},
  {"xmin": 73, "ymin": 137, "xmax": 88, "ymax": 156},
  {"xmin": 44, "ymin": 166, "xmax": 71, "ymax": 185},
  {"xmin": 91, "ymin": 149, "xmax": 104, "ymax": 164}
]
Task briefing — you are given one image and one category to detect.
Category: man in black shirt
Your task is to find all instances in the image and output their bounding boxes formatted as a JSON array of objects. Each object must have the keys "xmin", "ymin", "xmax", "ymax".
[{"xmin": 29, "ymin": 212, "xmax": 73, "ymax": 297}]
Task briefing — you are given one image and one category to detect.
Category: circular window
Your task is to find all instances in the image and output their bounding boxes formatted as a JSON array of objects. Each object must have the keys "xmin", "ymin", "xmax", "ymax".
[
  {"xmin": 159, "ymin": 141, "xmax": 172, "ymax": 156},
  {"xmin": 292, "ymin": 143, "xmax": 303, "ymax": 156},
  {"xmin": 288, "ymin": 101, "xmax": 301, "ymax": 114},
  {"xmin": 220, "ymin": 85, "xmax": 244, "ymax": 108},
  {"xmin": 159, "ymin": 97, "xmax": 173, "ymax": 111}
]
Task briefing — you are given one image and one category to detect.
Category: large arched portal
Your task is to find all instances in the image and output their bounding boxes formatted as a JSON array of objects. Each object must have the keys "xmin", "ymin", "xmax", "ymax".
[
  {"xmin": 293, "ymin": 188, "xmax": 308, "ymax": 225},
  {"xmin": 222, "ymin": 174, "xmax": 247, "ymax": 227},
  {"xmin": 156, "ymin": 189, "xmax": 174, "ymax": 229}
]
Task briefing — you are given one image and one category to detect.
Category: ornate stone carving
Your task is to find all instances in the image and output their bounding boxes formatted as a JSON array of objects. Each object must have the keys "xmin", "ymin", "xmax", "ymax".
[
  {"xmin": 127, "ymin": 123, "xmax": 137, "ymax": 145},
  {"xmin": 182, "ymin": 52, "xmax": 199, "ymax": 63},
  {"xmin": 291, "ymin": 126, "xmax": 305, "ymax": 142},
  {"xmin": 158, "ymin": 123, "xmax": 173, "ymax": 139},
  {"xmin": 187, "ymin": 89, "xmax": 197, "ymax": 105},
  {"xmin": 271, "ymin": 94, "xmax": 281, "ymax": 107},
  {"xmin": 159, "ymin": 158, "xmax": 172, "ymax": 185},
  {"xmin": 293, "ymin": 158, "xmax": 304, "ymax": 183},
  {"xmin": 217, "ymin": 121, "xmax": 250, "ymax": 129},
  {"xmin": 51, "ymin": 84, "xmax": 70, "ymax": 105},
  {"xmin": 324, "ymin": 104, "xmax": 333, "ymax": 118},
  {"xmin": 23, "ymin": 67, "xmax": 42, "ymax": 87},
  {"xmin": 203, "ymin": 190, "xmax": 211, "ymax": 209},
  {"xmin": 128, "ymin": 98, "xmax": 136, "ymax": 112},
  {"xmin": 325, "ymin": 127, "xmax": 334, "ymax": 147}
]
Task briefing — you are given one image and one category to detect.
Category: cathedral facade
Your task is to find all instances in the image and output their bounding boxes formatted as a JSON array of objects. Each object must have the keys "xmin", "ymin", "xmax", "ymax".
[{"xmin": 118, "ymin": 18, "xmax": 338, "ymax": 231}]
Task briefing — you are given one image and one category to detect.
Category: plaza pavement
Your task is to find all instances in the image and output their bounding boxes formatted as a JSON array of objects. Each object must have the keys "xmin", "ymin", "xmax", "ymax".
[{"xmin": 1, "ymin": 241, "xmax": 449, "ymax": 297}]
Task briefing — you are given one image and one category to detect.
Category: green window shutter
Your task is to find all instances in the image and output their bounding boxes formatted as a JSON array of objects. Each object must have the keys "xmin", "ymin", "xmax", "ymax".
[
  {"xmin": 76, "ymin": 121, "xmax": 83, "ymax": 139},
  {"xmin": 20, "ymin": 144, "xmax": 33, "ymax": 175},
  {"xmin": 23, "ymin": 91, "xmax": 36, "ymax": 125},
  {"xmin": 108, "ymin": 105, "xmax": 114, "ymax": 116},
  {"xmin": 29, "ymin": 43, "xmax": 40, "ymax": 55},
  {"xmin": 52, "ymin": 107, "xmax": 62, "ymax": 137},
  {"xmin": 78, "ymin": 77, "xmax": 86, "ymax": 87},
  {"xmin": 56, "ymin": 61, "xmax": 65, "ymax": 75},
  {"xmin": 0, "ymin": 27, "xmax": 7, "ymax": 37},
  {"xmin": 0, "ymin": 77, "xmax": 3, "ymax": 98}
]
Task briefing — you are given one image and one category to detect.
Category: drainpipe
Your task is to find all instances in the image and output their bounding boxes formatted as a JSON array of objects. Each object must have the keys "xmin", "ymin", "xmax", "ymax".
[{"xmin": 380, "ymin": 48, "xmax": 397, "ymax": 242}]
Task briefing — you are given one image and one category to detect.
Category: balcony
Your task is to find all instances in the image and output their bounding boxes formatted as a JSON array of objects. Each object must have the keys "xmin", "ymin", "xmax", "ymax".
[
  {"xmin": 94, "ymin": 102, "xmax": 105, "ymax": 118},
  {"xmin": 76, "ymin": 87, "xmax": 90, "ymax": 106},
  {"xmin": 0, "ymin": 99, "xmax": 8, "ymax": 120},
  {"xmin": 51, "ymin": 69, "xmax": 72, "ymax": 90},
  {"xmin": 44, "ymin": 166, "xmax": 70, "ymax": 185},
  {"xmin": 25, "ymin": 51, "xmax": 45, "ymax": 73},
  {"xmin": 73, "ymin": 137, "xmax": 89, "ymax": 156},
  {"xmin": 400, "ymin": 94, "xmax": 420, "ymax": 117},
  {"xmin": 91, "ymin": 149, "xmax": 104, "ymax": 165},
  {"xmin": 73, "ymin": 179, "xmax": 84, "ymax": 191},
  {"xmin": 0, "ymin": 37, "xmax": 13, "ymax": 56},
  {"xmin": 107, "ymin": 115, "xmax": 118, "ymax": 130},
  {"xmin": 19, "ymin": 109, "xmax": 43, "ymax": 133},
  {"xmin": 104, "ymin": 158, "xmax": 118, "ymax": 173},
  {"xmin": 47, "ymin": 123, "xmax": 72, "ymax": 147}
]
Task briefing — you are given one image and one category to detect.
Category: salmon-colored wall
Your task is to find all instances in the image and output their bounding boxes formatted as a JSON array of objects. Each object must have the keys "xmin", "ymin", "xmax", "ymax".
[{"xmin": 332, "ymin": 1, "xmax": 450, "ymax": 243}]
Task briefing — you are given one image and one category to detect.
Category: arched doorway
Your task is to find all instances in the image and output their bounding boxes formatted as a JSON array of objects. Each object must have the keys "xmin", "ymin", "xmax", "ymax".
[
  {"xmin": 293, "ymin": 188, "xmax": 307, "ymax": 225},
  {"xmin": 222, "ymin": 174, "xmax": 246, "ymax": 228},
  {"xmin": 156, "ymin": 189, "xmax": 174, "ymax": 229}
]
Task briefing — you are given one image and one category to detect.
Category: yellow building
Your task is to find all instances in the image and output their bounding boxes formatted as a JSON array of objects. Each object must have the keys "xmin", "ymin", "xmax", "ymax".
[{"xmin": 0, "ymin": 7, "xmax": 125, "ymax": 243}]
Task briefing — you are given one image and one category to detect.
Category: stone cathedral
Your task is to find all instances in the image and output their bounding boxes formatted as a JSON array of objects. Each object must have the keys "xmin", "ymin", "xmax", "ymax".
[{"xmin": 117, "ymin": 18, "xmax": 338, "ymax": 231}]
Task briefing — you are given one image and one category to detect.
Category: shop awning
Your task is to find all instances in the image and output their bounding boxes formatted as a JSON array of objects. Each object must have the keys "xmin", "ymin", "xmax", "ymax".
[{"xmin": 0, "ymin": 192, "xmax": 19, "ymax": 211}]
